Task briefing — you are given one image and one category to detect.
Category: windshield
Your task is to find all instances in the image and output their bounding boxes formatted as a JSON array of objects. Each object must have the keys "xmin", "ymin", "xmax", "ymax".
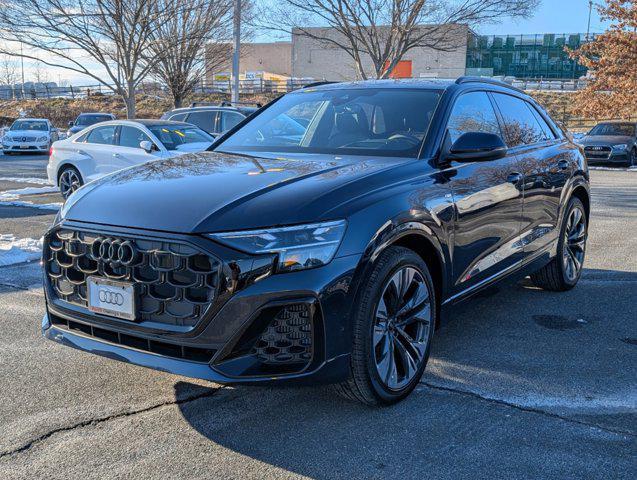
[
  {"xmin": 217, "ymin": 88, "xmax": 442, "ymax": 158},
  {"xmin": 11, "ymin": 120, "xmax": 47, "ymax": 131},
  {"xmin": 76, "ymin": 114, "xmax": 112, "ymax": 126},
  {"xmin": 147, "ymin": 125, "xmax": 214, "ymax": 151},
  {"xmin": 589, "ymin": 123, "xmax": 635, "ymax": 137}
]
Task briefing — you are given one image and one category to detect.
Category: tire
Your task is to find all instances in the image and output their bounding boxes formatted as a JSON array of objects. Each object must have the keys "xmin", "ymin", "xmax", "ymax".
[
  {"xmin": 334, "ymin": 246, "xmax": 436, "ymax": 406},
  {"xmin": 3, "ymin": 151, "xmax": 11, "ymax": 156},
  {"xmin": 530, "ymin": 197, "xmax": 587, "ymax": 291},
  {"xmin": 630, "ymin": 148, "xmax": 637, "ymax": 167},
  {"xmin": 58, "ymin": 165, "xmax": 83, "ymax": 199}
]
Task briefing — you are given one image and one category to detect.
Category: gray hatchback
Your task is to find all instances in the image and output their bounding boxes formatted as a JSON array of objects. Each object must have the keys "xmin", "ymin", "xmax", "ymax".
[{"xmin": 579, "ymin": 121, "xmax": 637, "ymax": 166}]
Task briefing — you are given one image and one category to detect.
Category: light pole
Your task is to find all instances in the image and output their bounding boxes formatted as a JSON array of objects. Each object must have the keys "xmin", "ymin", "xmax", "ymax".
[
  {"xmin": 586, "ymin": 0, "xmax": 594, "ymax": 41},
  {"xmin": 231, "ymin": 0, "xmax": 241, "ymax": 104}
]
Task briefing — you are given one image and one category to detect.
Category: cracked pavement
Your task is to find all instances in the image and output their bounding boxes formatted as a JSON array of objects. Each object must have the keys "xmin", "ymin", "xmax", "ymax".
[{"xmin": 0, "ymin": 155, "xmax": 635, "ymax": 479}]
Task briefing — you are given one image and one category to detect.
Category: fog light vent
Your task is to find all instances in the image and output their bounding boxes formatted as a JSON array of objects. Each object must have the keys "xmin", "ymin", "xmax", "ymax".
[{"xmin": 252, "ymin": 303, "xmax": 312, "ymax": 364}]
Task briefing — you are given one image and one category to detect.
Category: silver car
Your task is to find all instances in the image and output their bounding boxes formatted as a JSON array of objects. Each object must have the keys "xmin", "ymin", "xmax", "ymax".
[{"xmin": 2, "ymin": 118, "xmax": 59, "ymax": 155}]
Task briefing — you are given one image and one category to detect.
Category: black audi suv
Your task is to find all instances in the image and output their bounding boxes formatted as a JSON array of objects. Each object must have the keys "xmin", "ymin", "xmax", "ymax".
[{"xmin": 43, "ymin": 78, "xmax": 590, "ymax": 405}]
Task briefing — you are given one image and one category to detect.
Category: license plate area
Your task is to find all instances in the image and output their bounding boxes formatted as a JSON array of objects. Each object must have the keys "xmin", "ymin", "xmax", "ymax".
[{"xmin": 87, "ymin": 276, "xmax": 136, "ymax": 321}]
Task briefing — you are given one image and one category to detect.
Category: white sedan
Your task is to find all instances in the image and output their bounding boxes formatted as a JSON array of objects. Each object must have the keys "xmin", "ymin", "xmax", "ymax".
[
  {"xmin": 2, "ymin": 118, "xmax": 59, "ymax": 154},
  {"xmin": 47, "ymin": 119, "xmax": 214, "ymax": 198}
]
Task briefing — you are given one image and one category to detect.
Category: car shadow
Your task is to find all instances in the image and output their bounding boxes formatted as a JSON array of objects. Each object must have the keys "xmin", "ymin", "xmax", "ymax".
[{"xmin": 173, "ymin": 268, "xmax": 637, "ymax": 478}]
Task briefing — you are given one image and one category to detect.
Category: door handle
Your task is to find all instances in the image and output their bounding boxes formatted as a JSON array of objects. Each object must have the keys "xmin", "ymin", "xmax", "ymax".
[
  {"xmin": 507, "ymin": 172, "xmax": 523, "ymax": 184},
  {"xmin": 557, "ymin": 160, "xmax": 570, "ymax": 170},
  {"xmin": 112, "ymin": 153, "xmax": 121, "ymax": 158}
]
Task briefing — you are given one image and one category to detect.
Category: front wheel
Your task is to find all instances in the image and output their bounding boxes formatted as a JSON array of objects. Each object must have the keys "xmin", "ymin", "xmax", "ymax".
[
  {"xmin": 530, "ymin": 197, "xmax": 588, "ymax": 291},
  {"xmin": 58, "ymin": 166, "xmax": 83, "ymax": 199},
  {"xmin": 334, "ymin": 246, "xmax": 436, "ymax": 406}
]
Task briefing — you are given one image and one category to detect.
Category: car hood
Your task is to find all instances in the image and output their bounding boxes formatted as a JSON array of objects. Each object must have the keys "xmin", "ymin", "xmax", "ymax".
[
  {"xmin": 68, "ymin": 126, "xmax": 86, "ymax": 134},
  {"xmin": 6, "ymin": 129, "xmax": 49, "ymax": 138},
  {"xmin": 580, "ymin": 135, "xmax": 633, "ymax": 146},
  {"xmin": 62, "ymin": 151, "xmax": 412, "ymax": 233}
]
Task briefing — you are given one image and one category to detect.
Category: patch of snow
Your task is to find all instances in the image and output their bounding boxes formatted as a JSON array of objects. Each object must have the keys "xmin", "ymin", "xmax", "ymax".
[
  {"xmin": 0, "ymin": 185, "xmax": 58, "ymax": 201},
  {"xmin": 0, "ymin": 200, "xmax": 61, "ymax": 211},
  {"xmin": 589, "ymin": 166, "xmax": 637, "ymax": 172},
  {"xmin": 0, "ymin": 176, "xmax": 52, "ymax": 185},
  {"xmin": 0, "ymin": 234, "xmax": 43, "ymax": 266}
]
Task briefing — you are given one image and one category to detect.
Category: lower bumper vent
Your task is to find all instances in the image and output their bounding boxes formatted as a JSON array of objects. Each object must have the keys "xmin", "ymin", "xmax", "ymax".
[
  {"xmin": 50, "ymin": 314, "xmax": 216, "ymax": 363},
  {"xmin": 251, "ymin": 303, "xmax": 313, "ymax": 364}
]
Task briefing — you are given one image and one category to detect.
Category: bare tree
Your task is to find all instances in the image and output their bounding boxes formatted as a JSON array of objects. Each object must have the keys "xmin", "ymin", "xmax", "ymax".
[
  {"xmin": 259, "ymin": 0, "xmax": 539, "ymax": 79},
  {"xmin": 0, "ymin": 53, "xmax": 17, "ymax": 85},
  {"xmin": 33, "ymin": 61, "xmax": 50, "ymax": 83},
  {"xmin": 147, "ymin": 0, "xmax": 233, "ymax": 108},
  {"xmin": 0, "ymin": 0, "xmax": 179, "ymax": 118}
]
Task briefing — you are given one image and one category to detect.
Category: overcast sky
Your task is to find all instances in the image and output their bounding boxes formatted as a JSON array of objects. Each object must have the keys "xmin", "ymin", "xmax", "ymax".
[{"xmin": 10, "ymin": 0, "xmax": 610, "ymax": 86}]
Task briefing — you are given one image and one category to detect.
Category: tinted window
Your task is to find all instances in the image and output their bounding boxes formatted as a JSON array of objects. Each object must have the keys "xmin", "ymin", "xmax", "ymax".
[
  {"xmin": 168, "ymin": 113, "xmax": 188, "ymax": 122},
  {"xmin": 492, "ymin": 93, "xmax": 547, "ymax": 147},
  {"xmin": 75, "ymin": 114, "xmax": 113, "ymax": 126},
  {"xmin": 447, "ymin": 92, "xmax": 501, "ymax": 143},
  {"xmin": 146, "ymin": 125, "xmax": 214, "ymax": 151},
  {"xmin": 527, "ymin": 105, "xmax": 556, "ymax": 140},
  {"xmin": 220, "ymin": 111, "xmax": 244, "ymax": 131},
  {"xmin": 589, "ymin": 123, "xmax": 635, "ymax": 137},
  {"xmin": 186, "ymin": 111, "xmax": 217, "ymax": 133},
  {"xmin": 85, "ymin": 126, "xmax": 116, "ymax": 145},
  {"xmin": 219, "ymin": 89, "xmax": 441, "ymax": 158},
  {"xmin": 119, "ymin": 126, "xmax": 152, "ymax": 148}
]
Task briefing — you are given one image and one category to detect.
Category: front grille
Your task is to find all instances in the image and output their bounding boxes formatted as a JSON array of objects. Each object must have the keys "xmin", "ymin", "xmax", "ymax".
[
  {"xmin": 50, "ymin": 314, "xmax": 216, "ymax": 362},
  {"xmin": 251, "ymin": 304, "xmax": 313, "ymax": 364},
  {"xmin": 584, "ymin": 145, "xmax": 611, "ymax": 160},
  {"xmin": 45, "ymin": 228, "xmax": 221, "ymax": 328}
]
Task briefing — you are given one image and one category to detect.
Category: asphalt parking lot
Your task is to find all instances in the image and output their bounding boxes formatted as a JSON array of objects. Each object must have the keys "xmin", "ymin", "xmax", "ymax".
[{"xmin": 0, "ymin": 153, "xmax": 635, "ymax": 479}]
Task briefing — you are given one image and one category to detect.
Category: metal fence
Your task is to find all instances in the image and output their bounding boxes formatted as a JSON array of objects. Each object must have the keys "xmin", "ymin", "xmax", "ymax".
[{"xmin": 0, "ymin": 78, "xmax": 322, "ymax": 101}]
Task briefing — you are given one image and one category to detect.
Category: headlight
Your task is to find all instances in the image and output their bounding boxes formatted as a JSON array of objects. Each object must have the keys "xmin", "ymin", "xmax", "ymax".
[
  {"xmin": 207, "ymin": 220, "xmax": 346, "ymax": 272},
  {"xmin": 37, "ymin": 136, "xmax": 48, "ymax": 142},
  {"xmin": 612, "ymin": 144, "xmax": 628, "ymax": 152}
]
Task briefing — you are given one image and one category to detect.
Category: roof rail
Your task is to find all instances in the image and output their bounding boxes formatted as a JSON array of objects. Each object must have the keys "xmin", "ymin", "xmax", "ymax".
[
  {"xmin": 189, "ymin": 102, "xmax": 218, "ymax": 108},
  {"xmin": 219, "ymin": 100, "xmax": 263, "ymax": 108},
  {"xmin": 301, "ymin": 81, "xmax": 337, "ymax": 89},
  {"xmin": 455, "ymin": 76, "xmax": 525, "ymax": 93}
]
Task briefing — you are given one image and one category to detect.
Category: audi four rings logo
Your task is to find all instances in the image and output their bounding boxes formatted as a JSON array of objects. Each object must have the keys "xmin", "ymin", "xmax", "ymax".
[
  {"xmin": 91, "ymin": 238, "xmax": 137, "ymax": 265},
  {"xmin": 98, "ymin": 289, "xmax": 125, "ymax": 306}
]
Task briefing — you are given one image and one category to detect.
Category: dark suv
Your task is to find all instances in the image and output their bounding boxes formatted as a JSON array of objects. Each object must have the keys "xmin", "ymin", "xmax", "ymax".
[
  {"xmin": 161, "ymin": 103, "xmax": 259, "ymax": 137},
  {"xmin": 43, "ymin": 78, "xmax": 590, "ymax": 405}
]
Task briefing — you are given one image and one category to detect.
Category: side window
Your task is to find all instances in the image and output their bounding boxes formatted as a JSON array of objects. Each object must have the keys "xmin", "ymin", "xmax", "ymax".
[
  {"xmin": 168, "ymin": 113, "xmax": 187, "ymax": 122},
  {"xmin": 447, "ymin": 92, "xmax": 501, "ymax": 144},
  {"xmin": 119, "ymin": 126, "xmax": 152, "ymax": 149},
  {"xmin": 491, "ymin": 93, "xmax": 547, "ymax": 147},
  {"xmin": 186, "ymin": 111, "xmax": 218, "ymax": 133},
  {"xmin": 220, "ymin": 111, "xmax": 244, "ymax": 131},
  {"xmin": 75, "ymin": 131, "xmax": 90, "ymax": 143},
  {"xmin": 85, "ymin": 126, "xmax": 116, "ymax": 145},
  {"xmin": 527, "ymin": 104, "xmax": 557, "ymax": 140}
]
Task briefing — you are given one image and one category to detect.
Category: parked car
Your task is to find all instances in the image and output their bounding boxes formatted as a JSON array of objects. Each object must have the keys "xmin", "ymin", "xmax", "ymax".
[
  {"xmin": 42, "ymin": 78, "xmax": 590, "ymax": 405},
  {"xmin": 67, "ymin": 112, "xmax": 116, "ymax": 137},
  {"xmin": 2, "ymin": 118, "xmax": 58, "ymax": 154},
  {"xmin": 47, "ymin": 119, "xmax": 214, "ymax": 197},
  {"xmin": 578, "ymin": 121, "xmax": 637, "ymax": 166},
  {"xmin": 160, "ymin": 102, "xmax": 259, "ymax": 137}
]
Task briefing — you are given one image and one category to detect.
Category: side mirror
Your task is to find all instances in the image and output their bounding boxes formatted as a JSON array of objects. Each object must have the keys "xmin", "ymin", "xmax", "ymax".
[
  {"xmin": 68, "ymin": 121, "xmax": 74, "ymax": 127},
  {"xmin": 139, "ymin": 140, "xmax": 156, "ymax": 153},
  {"xmin": 448, "ymin": 132, "xmax": 507, "ymax": 162}
]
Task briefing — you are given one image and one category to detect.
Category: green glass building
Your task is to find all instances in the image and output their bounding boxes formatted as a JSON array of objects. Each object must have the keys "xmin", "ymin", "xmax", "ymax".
[{"xmin": 466, "ymin": 33, "xmax": 593, "ymax": 80}]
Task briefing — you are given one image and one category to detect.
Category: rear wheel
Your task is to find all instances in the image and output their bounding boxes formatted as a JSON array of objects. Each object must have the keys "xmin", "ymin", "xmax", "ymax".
[
  {"xmin": 334, "ymin": 246, "xmax": 435, "ymax": 406},
  {"xmin": 630, "ymin": 148, "xmax": 637, "ymax": 167},
  {"xmin": 58, "ymin": 166, "xmax": 83, "ymax": 199},
  {"xmin": 530, "ymin": 197, "xmax": 587, "ymax": 291}
]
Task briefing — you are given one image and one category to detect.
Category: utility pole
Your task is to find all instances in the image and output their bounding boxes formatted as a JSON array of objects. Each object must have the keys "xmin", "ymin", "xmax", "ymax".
[
  {"xmin": 231, "ymin": 0, "xmax": 241, "ymax": 104},
  {"xmin": 20, "ymin": 41, "xmax": 25, "ymax": 98},
  {"xmin": 586, "ymin": 0, "xmax": 593, "ymax": 41}
]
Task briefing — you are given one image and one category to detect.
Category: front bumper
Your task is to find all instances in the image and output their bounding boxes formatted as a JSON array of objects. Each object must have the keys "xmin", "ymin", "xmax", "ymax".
[
  {"xmin": 3, "ymin": 142, "xmax": 49, "ymax": 152},
  {"xmin": 42, "ymin": 222, "xmax": 362, "ymax": 384},
  {"xmin": 584, "ymin": 151, "xmax": 630, "ymax": 165}
]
